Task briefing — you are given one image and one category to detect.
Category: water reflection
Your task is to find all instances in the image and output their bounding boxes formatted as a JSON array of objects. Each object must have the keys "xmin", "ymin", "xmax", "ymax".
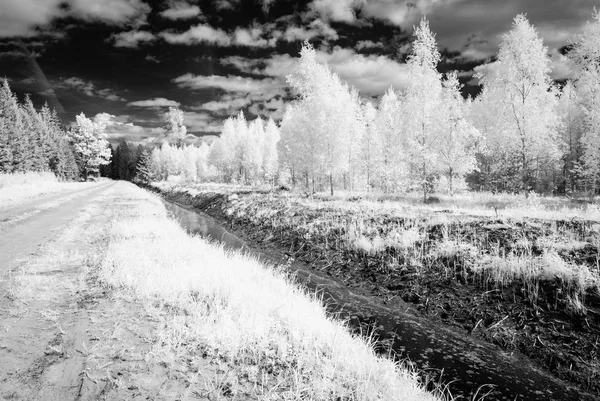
[{"xmin": 163, "ymin": 199, "xmax": 594, "ymax": 401}]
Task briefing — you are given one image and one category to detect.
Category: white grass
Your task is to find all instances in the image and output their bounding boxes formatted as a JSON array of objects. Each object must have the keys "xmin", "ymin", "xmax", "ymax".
[
  {"xmin": 101, "ymin": 184, "xmax": 439, "ymax": 400},
  {"xmin": 473, "ymin": 250, "xmax": 600, "ymax": 312},
  {"xmin": 0, "ymin": 171, "xmax": 91, "ymax": 209}
]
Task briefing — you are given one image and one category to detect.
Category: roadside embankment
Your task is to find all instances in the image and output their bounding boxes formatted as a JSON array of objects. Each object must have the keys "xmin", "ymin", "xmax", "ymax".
[{"xmin": 103, "ymin": 183, "xmax": 439, "ymax": 400}]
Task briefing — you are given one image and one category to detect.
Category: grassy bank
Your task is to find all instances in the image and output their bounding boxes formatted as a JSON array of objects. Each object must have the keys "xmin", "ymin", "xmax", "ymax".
[
  {"xmin": 102, "ymin": 183, "xmax": 438, "ymax": 400},
  {"xmin": 150, "ymin": 182, "xmax": 600, "ymax": 394},
  {"xmin": 0, "ymin": 171, "xmax": 91, "ymax": 209}
]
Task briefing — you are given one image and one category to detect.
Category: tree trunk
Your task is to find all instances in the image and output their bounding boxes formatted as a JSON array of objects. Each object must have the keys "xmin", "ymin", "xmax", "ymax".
[{"xmin": 330, "ymin": 172, "xmax": 334, "ymax": 196}]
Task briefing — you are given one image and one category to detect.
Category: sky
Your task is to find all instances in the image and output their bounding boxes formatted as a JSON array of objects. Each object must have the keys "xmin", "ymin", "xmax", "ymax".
[{"xmin": 0, "ymin": 0, "xmax": 597, "ymax": 144}]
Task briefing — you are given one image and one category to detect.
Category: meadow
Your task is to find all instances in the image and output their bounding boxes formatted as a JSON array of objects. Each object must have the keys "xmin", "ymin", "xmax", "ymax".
[{"xmin": 152, "ymin": 181, "xmax": 600, "ymax": 394}]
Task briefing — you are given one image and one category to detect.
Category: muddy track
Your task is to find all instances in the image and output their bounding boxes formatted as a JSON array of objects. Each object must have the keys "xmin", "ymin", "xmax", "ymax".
[{"xmin": 153, "ymin": 186, "xmax": 600, "ymax": 399}]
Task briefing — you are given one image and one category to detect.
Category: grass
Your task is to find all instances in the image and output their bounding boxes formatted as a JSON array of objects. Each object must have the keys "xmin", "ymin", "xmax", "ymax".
[
  {"xmin": 101, "ymin": 184, "xmax": 440, "ymax": 400},
  {"xmin": 0, "ymin": 171, "xmax": 91, "ymax": 209}
]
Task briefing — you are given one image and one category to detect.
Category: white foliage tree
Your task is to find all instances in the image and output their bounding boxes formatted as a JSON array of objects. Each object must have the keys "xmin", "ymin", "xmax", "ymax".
[
  {"xmin": 477, "ymin": 14, "xmax": 560, "ymax": 193},
  {"xmin": 403, "ymin": 18, "xmax": 444, "ymax": 200},
  {"xmin": 437, "ymin": 72, "xmax": 481, "ymax": 194},
  {"xmin": 164, "ymin": 107, "xmax": 187, "ymax": 147},
  {"xmin": 372, "ymin": 88, "xmax": 405, "ymax": 192},
  {"xmin": 263, "ymin": 117, "xmax": 280, "ymax": 184},
  {"xmin": 71, "ymin": 113, "xmax": 111, "ymax": 180},
  {"xmin": 286, "ymin": 41, "xmax": 360, "ymax": 195}
]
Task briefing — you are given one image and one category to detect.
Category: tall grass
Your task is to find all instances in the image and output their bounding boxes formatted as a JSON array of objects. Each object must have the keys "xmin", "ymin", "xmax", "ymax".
[
  {"xmin": 100, "ymin": 184, "xmax": 439, "ymax": 400},
  {"xmin": 0, "ymin": 171, "xmax": 85, "ymax": 209}
]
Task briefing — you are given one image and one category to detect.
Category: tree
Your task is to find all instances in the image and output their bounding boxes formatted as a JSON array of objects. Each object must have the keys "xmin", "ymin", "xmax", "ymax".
[
  {"xmin": 571, "ymin": 10, "xmax": 600, "ymax": 193},
  {"xmin": 70, "ymin": 113, "xmax": 112, "ymax": 180},
  {"xmin": 372, "ymin": 88, "xmax": 404, "ymax": 193},
  {"xmin": 164, "ymin": 107, "xmax": 187, "ymax": 147},
  {"xmin": 477, "ymin": 14, "xmax": 560, "ymax": 194},
  {"xmin": 286, "ymin": 41, "xmax": 360, "ymax": 195},
  {"xmin": 403, "ymin": 18, "xmax": 444, "ymax": 201},
  {"xmin": 135, "ymin": 146, "xmax": 152, "ymax": 183},
  {"xmin": 263, "ymin": 117, "xmax": 280, "ymax": 185},
  {"xmin": 359, "ymin": 101, "xmax": 377, "ymax": 191},
  {"xmin": 437, "ymin": 72, "xmax": 481, "ymax": 194},
  {"xmin": 0, "ymin": 80, "xmax": 14, "ymax": 172}
]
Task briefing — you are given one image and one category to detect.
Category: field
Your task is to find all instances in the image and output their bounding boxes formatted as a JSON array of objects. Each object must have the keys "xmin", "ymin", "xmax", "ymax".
[{"xmin": 151, "ymin": 182, "xmax": 600, "ymax": 396}]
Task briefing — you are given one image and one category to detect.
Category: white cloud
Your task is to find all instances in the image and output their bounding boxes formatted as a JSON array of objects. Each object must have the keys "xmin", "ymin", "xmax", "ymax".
[
  {"xmin": 160, "ymin": 23, "xmax": 230, "ymax": 45},
  {"xmin": 128, "ymin": 97, "xmax": 180, "ymax": 107},
  {"xmin": 355, "ymin": 40, "xmax": 384, "ymax": 50},
  {"xmin": 310, "ymin": 0, "xmax": 356, "ymax": 23},
  {"xmin": 160, "ymin": 23, "xmax": 275, "ymax": 47},
  {"xmin": 173, "ymin": 74, "xmax": 280, "ymax": 93},
  {"xmin": 0, "ymin": 0, "xmax": 62, "ymax": 37},
  {"xmin": 316, "ymin": 47, "xmax": 413, "ymax": 96},
  {"xmin": 68, "ymin": 0, "xmax": 150, "ymax": 26},
  {"xmin": 272, "ymin": 19, "xmax": 338, "ymax": 42},
  {"xmin": 233, "ymin": 26, "xmax": 271, "ymax": 47},
  {"xmin": 0, "ymin": 0, "xmax": 150, "ymax": 37},
  {"xmin": 57, "ymin": 77, "xmax": 125, "ymax": 101},
  {"xmin": 183, "ymin": 111, "xmax": 222, "ymax": 133},
  {"xmin": 160, "ymin": 2, "xmax": 201, "ymax": 20},
  {"xmin": 92, "ymin": 112, "xmax": 163, "ymax": 142},
  {"xmin": 221, "ymin": 48, "xmax": 413, "ymax": 97},
  {"xmin": 112, "ymin": 30, "xmax": 155, "ymax": 48}
]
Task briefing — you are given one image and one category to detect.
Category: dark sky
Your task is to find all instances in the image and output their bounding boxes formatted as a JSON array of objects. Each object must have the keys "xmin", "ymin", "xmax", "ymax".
[{"xmin": 0, "ymin": 0, "xmax": 596, "ymax": 143}]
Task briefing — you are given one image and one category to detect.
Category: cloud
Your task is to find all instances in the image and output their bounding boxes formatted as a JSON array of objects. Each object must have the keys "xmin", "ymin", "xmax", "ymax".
[
  {"xmin": 355, "ymin": 40, "xmax": 385, "ymax": 50},
  {"xmin": 68, "ymin": 0, "xmax": 150, "ymax": 25},
  {"xmin": 272, "ymin": 19, "xmax": 338, "ymax": 42},
  {"xmin": 183, "ymin": 111, "xmax": 222, "ymax": 133},
  {"xmin": 92, "ymin": 112, "xmax": 163, "ymax": 143},
  {"xmin": 128, "ymin": 97, "xmax": 180, "ymax": 107},
  {"xmin": 160, "ymin": 23, "xmax": 230, "ymax": 45},
  {"xmin": 112, "ymin": 30, "xmax": 155, "ymax": 48},
  {"xmin": 173, "ymin": 74, "xmax": 280, "ymax": 93},
  {"xmin": 232, "ymin": 26, "xmax": 272, "ymax": 47},
  {"xmin": 160, "ymin": 2, "xmax": 202, "ymax": 20},
  {"xmin": 310, "ymin": 0, "xmax": 356, "ymax": 23},
  {"xmin": 225, "ymin": 49, "xmax": 412, "ymax": 97},
  {"xmin": 160, "ymin": 23, "xmax": 275, "ymax": 47},
  {"xmin": 0, "ymin": 0, "xmax": 150, "ymax": 37},
  {"xmin": 0, "ymin": 0, "xmax": 62, "ymax": 37},
  {"xmin": 57, "ymin": 77, "xmax": 125, "ymax": 101}
]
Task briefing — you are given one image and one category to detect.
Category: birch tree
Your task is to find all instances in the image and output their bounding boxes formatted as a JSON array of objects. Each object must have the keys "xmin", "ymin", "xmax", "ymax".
[
  {"xmin": 403, "ymin": 18, "xmax": 444, "ymax": 201},
  {"xmin": 437, "ymin": 72, "xmax": 481, "ymax": 194},
  {"xmin": 477, "ymin": 14, "xmax": 560, "ymax": 194}
]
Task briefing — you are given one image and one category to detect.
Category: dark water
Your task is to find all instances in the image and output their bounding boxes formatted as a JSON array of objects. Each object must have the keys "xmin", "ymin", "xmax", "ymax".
[{"xmin": 163, "ymin": 200, "xmax": 596, "ymax": 401}]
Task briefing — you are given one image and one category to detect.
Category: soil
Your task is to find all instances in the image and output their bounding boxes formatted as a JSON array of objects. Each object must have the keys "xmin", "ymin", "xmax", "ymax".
[{"xmin": 154, "ymin": 186, "xmax": 600, "ymax": 399}]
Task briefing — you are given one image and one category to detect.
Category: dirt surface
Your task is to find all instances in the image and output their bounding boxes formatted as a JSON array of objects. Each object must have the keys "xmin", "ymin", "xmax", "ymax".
[
  {"xmin": 0, "ymin": 182, "xmax": 253, "ymax": 401},
  {"xmin": 154, "ymin": 187, "xmax": 600, "ymax": 399}
]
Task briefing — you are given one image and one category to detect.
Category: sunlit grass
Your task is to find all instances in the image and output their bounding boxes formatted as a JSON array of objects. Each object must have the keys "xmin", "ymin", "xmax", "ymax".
[
  {"xmin": 101, "ymin": 184, "xmax": 439, "ymax": 400},
  {"xmin": 0, "ymin": 171, "xmax": 92, "ymax": 209}
]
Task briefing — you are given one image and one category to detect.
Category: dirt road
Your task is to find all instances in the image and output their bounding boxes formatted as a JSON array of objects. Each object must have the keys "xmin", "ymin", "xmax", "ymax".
[{"xmin": 0, "ymin": 182, "xmax": 198, "ymax": 400}]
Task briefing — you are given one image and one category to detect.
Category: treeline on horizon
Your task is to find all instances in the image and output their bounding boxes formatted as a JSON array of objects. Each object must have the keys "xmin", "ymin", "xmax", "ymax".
[{"xmin": 112, "ymin": 11, "xmax": 600, "ymax": 200}]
